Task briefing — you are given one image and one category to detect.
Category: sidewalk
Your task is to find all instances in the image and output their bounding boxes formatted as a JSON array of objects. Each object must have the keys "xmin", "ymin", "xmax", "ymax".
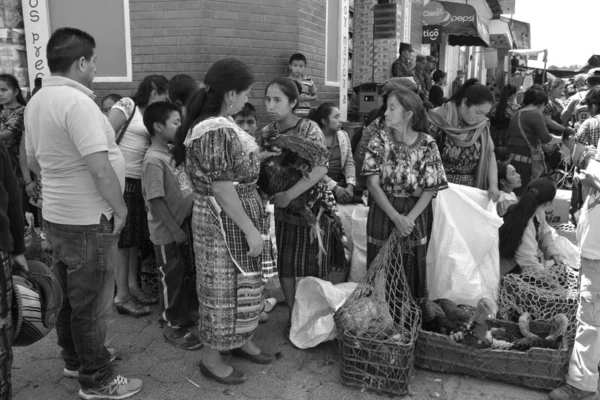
[{"xmin": 12, "ymin": 304, "xmax": 551, "ymax": 400}]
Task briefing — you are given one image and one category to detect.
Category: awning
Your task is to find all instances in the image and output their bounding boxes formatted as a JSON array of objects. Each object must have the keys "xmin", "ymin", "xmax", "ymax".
[
  {"xmin": 488, "ymin": 19, "xmax": 513, "ymax": 49},
  {"xmin": 422, "ymin": 1, "xmax": 490, "ymax": 47}
]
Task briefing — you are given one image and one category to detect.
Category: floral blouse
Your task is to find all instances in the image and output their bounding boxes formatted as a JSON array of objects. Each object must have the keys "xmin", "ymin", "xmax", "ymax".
[
  {"xmin": 0, "ymin": 105, "xmax": 25, "ymax": 179},
  {"xmin": 363, "ymin": 129, "xmax": 448, "ymax": 196},
  {"xmin": 185, "ymin": 117, "xmax": 260, "ymax": 186}
]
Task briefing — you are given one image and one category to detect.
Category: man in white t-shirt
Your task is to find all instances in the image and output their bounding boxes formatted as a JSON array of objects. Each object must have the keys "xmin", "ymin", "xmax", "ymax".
[
  {"xmin": 24, "ymin": 27, "xmax": 142, "ymax": 399},
  {"xmin": 550, "ymin": 156, "xmax": 600, "ymax": 400}
]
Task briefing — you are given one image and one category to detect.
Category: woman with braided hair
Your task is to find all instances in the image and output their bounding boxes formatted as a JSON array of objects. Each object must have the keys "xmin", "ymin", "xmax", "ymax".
[
  {"xmin": 171, "ymin": 58, "xmax": 278, "ymax": 384},
  {"xmin": 363, "ymin": 88, "xmax": 448, "ymax": 298},
  {"xmin": 499, "ymin": 178, "xmax": 565, "ymax": 275}
]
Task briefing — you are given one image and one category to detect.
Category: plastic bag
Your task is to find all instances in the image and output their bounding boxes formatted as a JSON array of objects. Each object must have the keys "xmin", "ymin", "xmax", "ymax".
[
  {"xmin": 426, "ymin": 184, "xmax": 504, "ymax": 306},
  {"xmin": 290, "ymin": 278, "xmax": 358, "ymax": 349},
  {"xmin": 348, "ymin": 205, "xmax": 369, "ymax": 283}
]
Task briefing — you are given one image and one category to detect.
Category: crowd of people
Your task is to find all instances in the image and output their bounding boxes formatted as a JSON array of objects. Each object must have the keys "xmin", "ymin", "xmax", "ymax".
[{"xmin": 1, "ymin": 29, "xmax": 600, "ymax": 400}]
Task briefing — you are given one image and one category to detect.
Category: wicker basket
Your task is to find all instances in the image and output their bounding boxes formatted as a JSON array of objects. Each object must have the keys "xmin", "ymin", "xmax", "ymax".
[
  {"xmin": 336, "ymin": 325, "xmax": 417, "ymax": 395},
  {"xmin": 415, "ymin": 320, "xmax": 569, "ymax": 390}
]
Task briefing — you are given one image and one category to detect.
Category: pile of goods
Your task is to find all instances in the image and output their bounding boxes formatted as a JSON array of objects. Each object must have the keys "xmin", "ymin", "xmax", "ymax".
[{"xmin": 334, "ymin": 231, "xmax": 420, "ymax": 396}]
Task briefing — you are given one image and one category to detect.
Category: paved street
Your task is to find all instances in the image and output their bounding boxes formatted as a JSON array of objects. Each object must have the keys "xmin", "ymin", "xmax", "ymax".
[{"xmin": 12, "ymin": 303, "xmax": 554, "ymax": 400}]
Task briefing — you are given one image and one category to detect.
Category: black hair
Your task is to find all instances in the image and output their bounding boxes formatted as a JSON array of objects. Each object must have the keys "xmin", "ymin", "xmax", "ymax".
[
  {"xmin": 432, "ymin": 70, "xmax": 446, "ymax": 83},
  {"xmin": 265, "ymin": 77, "xmax": 301, "ymax": 111},
  {"xmin": 0, "ymin": 74, "xmax": 26, "ymax": 107},
  {"xmin": 495, "ymin": 147, "xmax": 513, "ymax": 163},
  {"xmin": 584, "ymin": 86, "xmax": 600, "ymax": 116},
  {"xmin": 289, "ymin": 53, "xmax": 307, "ymax": 65},
  {"xmin": 521, "ymin": 87, "xmax": 549, "ymax": 107},
  {"xmin": 171, "ymin": 58, "xmax": 255, "ymax": 166},
  {"xmin": 143, "ymin": 101, "xmax": 180, "ymax": 137},
  {"xmin": 387, "ymin": 89, "xmax": 430, "ymax": 133},
  {"xmin": 232, "ymin": 102, "xmax": 257, "ymax": 119},
  {"xmin": 168, "ymin": 74, "xmax": 198, "ymax": 108},
  {"xmin": 497, "ymin": 160, "xmax": 512, "ymax": 191},
  {"xmin": 102, "ymin": 93, "xmax": 122, "ymax": 105},
  {"xmin": 308, "ymin": 102, "xmax": 337, "ymax": 130},
  {"xmin": 46, "ymin": 27, "xmax": 95, "ymax": 73},
  {"xmin": 450, "ymin": 78, "xmax": 494, "ymax": 107},
  {"xmin": 494, "ymin": 84, "xmax": 517, "ymax": 123},
  {"xmin": 499, "ymin": 178, "xmax": 557, "ymax": 259},
  {"xmin": 133, "ymin": 75, "xmax": 169, "ymax": 108}
]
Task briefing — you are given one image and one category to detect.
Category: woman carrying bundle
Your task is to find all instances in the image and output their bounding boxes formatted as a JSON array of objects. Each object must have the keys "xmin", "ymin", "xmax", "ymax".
[{"xmin": 363, "ymin": 89, "xmax": 448, "ymax": 298}]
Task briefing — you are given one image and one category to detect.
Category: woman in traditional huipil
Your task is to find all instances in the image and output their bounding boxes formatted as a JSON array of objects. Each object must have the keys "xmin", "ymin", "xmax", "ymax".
[
  {"xmin": 428, "ymin": 78, "xmax": 500, "ymax": 201},
  {"xmin": 363, "ymin": 89, "xmax": 448, "ymax": 298},
  {"xmin": 171, "ymin": 58, "xmax": 277, "ymax": 384},
  {"xmin": 259, "ymin": 78, "xmax": 347, "ymax": 336}
]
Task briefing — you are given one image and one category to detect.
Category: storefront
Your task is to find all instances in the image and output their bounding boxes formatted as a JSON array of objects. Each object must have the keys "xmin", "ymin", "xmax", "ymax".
[{"xmin": 19, "ymin": 0, "xmax": 353, "ymax": 121}]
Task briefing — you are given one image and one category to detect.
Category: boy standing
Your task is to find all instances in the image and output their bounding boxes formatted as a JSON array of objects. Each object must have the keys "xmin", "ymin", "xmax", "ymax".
[
  {"xmin": 233, "ymin": 103, "xmax": 258, "ymax": 138},
  {"xmin": 289, "ymin": 53, "xmax": 317, "ymax": 117},
  {"xmin": 141, "ymin": 101, "xmax": 201, "ymax": 350}
]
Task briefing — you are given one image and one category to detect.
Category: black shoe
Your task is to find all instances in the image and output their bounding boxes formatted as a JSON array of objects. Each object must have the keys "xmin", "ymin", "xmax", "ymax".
[
  {"xmin": 198, "ymin": 361, "xmax": 246, "ymax": 385},
  {"xmin": 231, "ymin": 348, "xmax": 276, "ymax": 364}
]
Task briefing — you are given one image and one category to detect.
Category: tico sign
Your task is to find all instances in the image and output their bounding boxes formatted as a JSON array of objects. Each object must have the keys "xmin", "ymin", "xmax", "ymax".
[{"xmin": 423, "ymin": 25, "xmax": 441, "ymax": 44}]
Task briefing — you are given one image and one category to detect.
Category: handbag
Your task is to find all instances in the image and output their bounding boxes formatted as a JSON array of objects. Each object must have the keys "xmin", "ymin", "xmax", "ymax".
[
  {"xmin": 115, "ymin": 103, "xmax": 137, "ymax": 145},
  {"xmin": 516, "ymin": 110, "xmax": 547, "ymax": 178}
]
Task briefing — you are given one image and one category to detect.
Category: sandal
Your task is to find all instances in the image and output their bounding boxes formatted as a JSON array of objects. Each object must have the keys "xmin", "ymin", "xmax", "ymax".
[
  {"xmin": 163, "ymin": 326, "xmax": 203, "ymax": 350},
  {"xmin": 114, "ymin": 297, "xmax": 151, "ymax": 318},
  {"xmin": 131, "ymin": 290, "xmax": 158, "ymax": 306}
]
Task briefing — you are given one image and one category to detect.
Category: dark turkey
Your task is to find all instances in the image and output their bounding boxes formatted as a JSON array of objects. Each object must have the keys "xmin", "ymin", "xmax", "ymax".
[{"xmin": 257, "ymin": 134, "xmax": 329, "ymax": 226}]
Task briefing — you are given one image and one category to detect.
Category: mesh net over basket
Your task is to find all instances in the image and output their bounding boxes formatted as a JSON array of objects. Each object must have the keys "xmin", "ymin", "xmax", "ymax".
[
  {"xmin": 498, "ymin": 263, "xmax": 579, "ymax": 345},
  {"xmin": 334, "ymin": 230, "xmax": 421, "ymax": 396}
]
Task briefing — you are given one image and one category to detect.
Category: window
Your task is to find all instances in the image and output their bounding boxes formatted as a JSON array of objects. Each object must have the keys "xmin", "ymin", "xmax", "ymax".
[
  {"xmin": 325, "ymin": 0, "xmax": 341, "ymax": 86},
  {"xmin": 23, "ymin": 0, "xmax": 132, "ymax": 84}
]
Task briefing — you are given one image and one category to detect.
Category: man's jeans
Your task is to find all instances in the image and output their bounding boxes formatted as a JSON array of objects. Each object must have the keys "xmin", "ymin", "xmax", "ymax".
[
  {"xmin": 567, "ymin": 257, "xmax": 600, "ymax": 392},
  {"xmin": 44, "ymin": 216, "xmax": 117, "ymax": 390}
]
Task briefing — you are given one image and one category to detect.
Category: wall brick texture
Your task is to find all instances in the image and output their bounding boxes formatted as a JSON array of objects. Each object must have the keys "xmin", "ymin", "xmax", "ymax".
[{"xmin": 93, "ymin": 0, "xmax": 338, "ymax": 124}]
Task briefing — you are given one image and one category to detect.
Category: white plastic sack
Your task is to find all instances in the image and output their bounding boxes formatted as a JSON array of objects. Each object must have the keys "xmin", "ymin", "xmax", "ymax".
[
  {"xmin": 426, "ymin": 184, "xmax": 504, "ymax": 307},
  {"xmin": 551, "ymin": 227, "xmax": 581, "ymax": 270},
  {"xmin": 290, "ymin": 278, "xmax": 358, "ymax": 349},
  {"xmin": 348, "ymin": 205, "xmax": 369, "ymax": 283},
  {"xmin": 336, "ymin": 204, "xmax": 356, "ymax": 256}
]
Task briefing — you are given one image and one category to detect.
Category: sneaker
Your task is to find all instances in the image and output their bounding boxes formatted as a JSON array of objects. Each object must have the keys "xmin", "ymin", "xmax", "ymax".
[
  {"xmin": 79, "ymin": 375, "xmax": 142, "ymax": 399},
  {"xmin": 64, "ymin": 348, "xmax": 118, "ymax": 379},
  {"xmin": 549, "ymin": 383, "xmax": 597, "ymax": 400}
]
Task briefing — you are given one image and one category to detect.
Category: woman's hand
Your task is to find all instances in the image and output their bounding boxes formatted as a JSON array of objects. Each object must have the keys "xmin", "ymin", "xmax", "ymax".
[
  {"xmin": 271, "ymin": 191, "xmax": 293, "ymax": 208},
  {"xmin": 25, "ymin": 180, "xmax": 37, "ymax": 199},
  {"xmin": 335, "ymin": 185, "xmax": 353, "ymax": 204},
  {"xmin": 488, "ymin": 186, "xmax": 501, "ymax": 202},
  {"xmin": 245, "ymin": 227, "xmax": 263, "ymax": 257},
  {"xmin": 12, "ymin": 254, "xmax": 28, "ymax": 272},
  {"xmin": 392, "ymin": 213, "xmax": 415, "ymax": 237},
  {"xmin": 258, "ymin": 147, "xmax": 282, "ymax": 162}
]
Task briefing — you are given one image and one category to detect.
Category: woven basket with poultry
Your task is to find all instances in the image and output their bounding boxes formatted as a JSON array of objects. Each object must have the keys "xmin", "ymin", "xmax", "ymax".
[{"xmin": 257, "ymin": 133, "xmax": 346, "ymax": 258}]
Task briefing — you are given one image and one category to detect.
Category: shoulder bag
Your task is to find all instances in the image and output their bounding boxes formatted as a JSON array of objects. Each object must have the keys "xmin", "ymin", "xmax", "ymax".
[{"xmin": 115, "ymin": 103, "xmax": 137, "ymax": 145}]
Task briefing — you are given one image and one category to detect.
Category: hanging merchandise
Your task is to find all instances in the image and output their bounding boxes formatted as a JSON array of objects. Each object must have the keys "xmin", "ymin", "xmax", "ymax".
[
  {"xmin": 0, "ymin": 0, "xmax": 29, "ymax": 92},
  {"xmin": 426, "ymin": 184, "xmax": 503, "ymax": 307}
]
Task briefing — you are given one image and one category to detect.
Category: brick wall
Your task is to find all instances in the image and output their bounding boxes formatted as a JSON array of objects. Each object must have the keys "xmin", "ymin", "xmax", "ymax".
[{"xmin": 92, "ymin": 0, "xmax": 338, "ymax": 125}]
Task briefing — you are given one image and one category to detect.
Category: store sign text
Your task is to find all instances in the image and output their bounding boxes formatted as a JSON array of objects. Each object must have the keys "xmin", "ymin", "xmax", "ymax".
[{"xmin": 23, "ymin": 0, "xmax": 51, "ymax": 86}]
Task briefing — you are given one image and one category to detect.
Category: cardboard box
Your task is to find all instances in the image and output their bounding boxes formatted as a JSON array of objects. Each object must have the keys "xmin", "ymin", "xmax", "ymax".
[{"xmin": 545, "ymin": 189, "xmax": 571, "ymax": 225}]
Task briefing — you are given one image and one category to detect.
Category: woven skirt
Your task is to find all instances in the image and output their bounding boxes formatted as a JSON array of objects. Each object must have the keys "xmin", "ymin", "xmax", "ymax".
[
  {"xmin": 118, "ymin": 178, "xmax": 149, "ymax": 249},
  {"xmin": 275, "ymin": 204, "xmax": 347, "ymax": 278},
  {"xmin": 192, "ymin": 185, "xmax": 274, "ymax": 351},
  {"xmin": 0, "ymin": 251, "xmax": 13, "ymax": 399},
  {"xmin": 366, "ymin": 195, "xmax": 428, "ymax": 299}
]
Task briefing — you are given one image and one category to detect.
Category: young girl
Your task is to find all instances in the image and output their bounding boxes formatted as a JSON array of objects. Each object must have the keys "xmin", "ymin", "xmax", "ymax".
[
  {"xmin": 308, "ymin": 102, "xmax": 357, "ymax": 204},
  {"xmin": 259, "ymin": 77, "xmax": 346, "ymax": 337},
  {"xmin": 108, "ymin": 74, "xmax": 169, "ymax": 317},
  {"xmin": 496, "ymin": 161, "xmax": 521, "ymax": 217},
  {"xmin": 499, "ymin": 178, "xmax": 565, "ymax": 275},
  {"xmin": 0, "ymin": 74, "xmax": 26, "ymax": 188}
]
